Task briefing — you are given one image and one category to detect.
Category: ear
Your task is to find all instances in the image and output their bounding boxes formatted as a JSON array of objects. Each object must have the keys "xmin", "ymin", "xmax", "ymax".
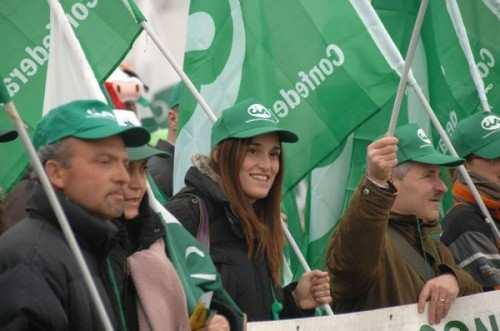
[
  {"xmin": 211, "ymin": 147, "xmax": 219, "ymax": 163},
  {"xmin": 44, "ymin": 160, "xmax": 67, "ymax": 190}
]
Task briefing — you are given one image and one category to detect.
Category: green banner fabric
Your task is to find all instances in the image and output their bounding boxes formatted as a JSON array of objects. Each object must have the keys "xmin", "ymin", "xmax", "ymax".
[
  {"xmin": 0, "ymin": 0, "xmax": 143, "ymax": 193},
  {"xmin": 301, "ymin": 0, "xmax": 500, "ymax": 270},
  {"xmin": 173, "ymin": 0, "xmax": 400, "ymax": 196}
]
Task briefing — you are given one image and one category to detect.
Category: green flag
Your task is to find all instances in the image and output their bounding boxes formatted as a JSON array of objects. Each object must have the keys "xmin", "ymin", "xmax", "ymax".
[
  {"xmin": 173, "ymin": 0, "xmax": 400, "ymax": 195},
  {"xmin": 148, "ymin": 179, "xmax": 244, "ymax": 325},
  {"xmin": 300, "ymin": 0, "xmax": 500, "ymax": 271},
  {"xmin": 0, "ymin": 0, "xmax": 144, "ymax": 193}
]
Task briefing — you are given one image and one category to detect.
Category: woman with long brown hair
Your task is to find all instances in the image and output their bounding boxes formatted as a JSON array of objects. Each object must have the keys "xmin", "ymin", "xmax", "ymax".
[{"xmin": 166, "ymin": 99, "xmax": 331, "ymax": 321}]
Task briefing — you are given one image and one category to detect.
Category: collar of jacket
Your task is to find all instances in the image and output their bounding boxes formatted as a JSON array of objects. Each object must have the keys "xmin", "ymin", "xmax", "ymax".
[
  {"xmin": 185, "ymin": 156, "xmax": 246, "ymax": 239},
  {"xmin": 27, "ymin": 182, "xmax": 119, "ymax": 259},
  {"xmin": 389, "ymin": 213, "xmax": 441, "ymax": 266},
  {"xmin": 115, "ymin": 193, "xmax": 166, "ymax": 255}
]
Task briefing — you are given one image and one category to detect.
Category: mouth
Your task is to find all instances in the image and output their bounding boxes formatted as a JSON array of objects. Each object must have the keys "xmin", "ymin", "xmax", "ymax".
[
  {"xmin": 249, "ymin": 173, "xmax": 270, "ymax": 183},
  {"xmin": 125, "ymin": 197, "xmax": 141, "ymax": 204}
]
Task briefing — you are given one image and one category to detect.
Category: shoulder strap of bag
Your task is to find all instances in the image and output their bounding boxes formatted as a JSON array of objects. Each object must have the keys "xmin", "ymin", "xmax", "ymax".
[
  {"xmin": 387, "ymin": 226, "xmax": 435, "ymax": 282},
  {"xmin": 180, "ymin": 190, "xmax": 210, "ymax": 252}
]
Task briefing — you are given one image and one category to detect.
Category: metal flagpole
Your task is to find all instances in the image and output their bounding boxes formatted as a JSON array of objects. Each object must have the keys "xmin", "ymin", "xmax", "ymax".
[
  {"xmin": 386, "ymin": 0, "xmax": 429, "ymax": 135},
  {"xmin": 407, "ymin": 78, "xmax": 500, "ymax": 244},
  {"xmin": 351, "ymin": 0, "xmax": 500, "ymax": 246},
  {"xmin": 1, "ymin": 90, "xmax": 114, "ymax": 331},
  {"xmin": 141, "ymin": 20, "xmax": 335, "ymax": 317},
  {"xmin": 446, "ymin": 0, "xmax": 491, "ymax": 112}
]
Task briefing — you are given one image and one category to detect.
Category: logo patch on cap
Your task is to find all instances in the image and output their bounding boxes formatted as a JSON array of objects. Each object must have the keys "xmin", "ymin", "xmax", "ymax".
[
  {"xmin": 481, "ymin": 115, "xmax": 500, "ymax": 131},
  {"xmin": 86, "ymin": 108, "xmax": 116, "ymax": 120},
  {"xmin": 246, "ymin": 104, "xmax": 278, "ymax": 124},
  {"xmin": 417, "ymin": 128, "xmax": 432, "ymax": 146}
]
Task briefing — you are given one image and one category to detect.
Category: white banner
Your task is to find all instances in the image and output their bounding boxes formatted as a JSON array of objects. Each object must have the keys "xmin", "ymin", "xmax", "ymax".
[{"xmin": 248, "ymin": 291, "xmax": 500, "ymax": 331}]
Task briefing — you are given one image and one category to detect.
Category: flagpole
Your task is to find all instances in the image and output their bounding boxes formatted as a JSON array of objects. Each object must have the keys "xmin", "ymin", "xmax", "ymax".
[
  {"xmin": 352, "ymin": 0, "xmax": 500, "ymax": 248},
  {"xmin": 141, "ymin": 19, "xmax": 335, "ymax": 317},
  {"xmin": 386, "ymin": 0, "xmax": 429, "ymax": 135},
  {"xmin": 445, "ymin": 0, "xmax": 491, "ymax": 112},
  {"xmin": 1, "ymin": 96, "xmax": 114, "ymax": 331},
  {"xmin": 140, "ymin": 22, "xmax": 218, "ymax": 123},
  {"xmin": 407, "ymin": 79, "xmax": 500, "ymax": 244},
  {"xmin": 282, "ymin": 221, "xmax": 335, "ymax": 316}
]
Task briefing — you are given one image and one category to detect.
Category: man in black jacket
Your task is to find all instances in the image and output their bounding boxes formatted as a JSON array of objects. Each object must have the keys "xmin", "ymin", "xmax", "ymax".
[
  {"xmin": 441, "ymin": 111, "xmax": 500, "ymax": 290},
  {"xmin": 0, "ymin": 100, "xmax": 149, "ymax": 331}
]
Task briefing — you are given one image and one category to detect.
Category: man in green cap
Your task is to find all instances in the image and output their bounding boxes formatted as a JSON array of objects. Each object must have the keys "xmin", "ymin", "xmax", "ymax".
[
  {"xmin": 327, "ymin": 124, "xmax": 481, "ymax": 325},
  {"xmin": 0, "ymin": 99, "xmax": 150, "ymax": 330},
  {"xmin": 149, "ymin": 82, "xmax": 182, "ymax": 199},
  {"xmin": 441, "ymin": 111, "xmax": 500, "ymax": 290}
]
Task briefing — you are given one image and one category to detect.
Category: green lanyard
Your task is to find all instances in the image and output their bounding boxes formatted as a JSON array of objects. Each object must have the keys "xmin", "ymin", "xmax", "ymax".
[
  {"xmin": 270, "ymin": 285, "xmax": 283, "ymax": 320},
  {"xmin": 106, "ymin": 258, "xmax": 129, "ymax": 331}
]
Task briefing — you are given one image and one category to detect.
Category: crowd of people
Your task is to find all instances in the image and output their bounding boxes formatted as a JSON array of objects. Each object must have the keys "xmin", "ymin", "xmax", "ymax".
[{"xmin": 0, "ymin": 74, "xmax": 499, "ymax": 330}]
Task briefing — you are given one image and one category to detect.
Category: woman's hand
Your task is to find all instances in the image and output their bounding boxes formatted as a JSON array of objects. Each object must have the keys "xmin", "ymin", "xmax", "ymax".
[{"xmin": 293, "ymin": 270, "xmax": 332, "ymax": 309}]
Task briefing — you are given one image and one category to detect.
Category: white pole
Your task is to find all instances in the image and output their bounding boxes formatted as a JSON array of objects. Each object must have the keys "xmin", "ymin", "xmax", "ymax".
[
  {"xmin": 351, "ymin": 0, "xmax": 500, "ymax": 245},
  {"xmin": 282, "ymin": 221, "xmax": 335, "ymax": 316},
  {"xmin": 446, "ymin": 0, "xmax": 491, "ymax": 112},
  {"xmin": 408, "ymin": 78, "xmax": 500, "ymax": 243},
  {"xmin": 141, "ymin": 22, "xmax": 218, "ymax": 123},
  {"xmin": 142, "ymin": 19, "xmax": 334, "ymax": 316},
  {"xmin": 387, "ymin": 0, "xmax": 429, "ymax": 135},
  {"xmin": 3, "ymin": 101, "xmax": 114, "ymax": 331}
]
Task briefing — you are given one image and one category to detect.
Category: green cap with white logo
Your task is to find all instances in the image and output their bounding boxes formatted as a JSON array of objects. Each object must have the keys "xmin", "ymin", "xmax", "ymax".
[
  {"xmin": 452, "ymin": 112, "xmax": 500, "ymax": 159},
  {"xmin": 211, "ymin": 98, "xmax": 298, "ymax": 148},
  {"xmin": 33, "ymin": 99, "xmax": 150, "ymax": 149},
  {"xmin": 395, "ymin": 123, "xmax": 463, "ymax": 167},
  {"xmin": 127, "ymin": 145, "xmax": 168, "ymax": 161}
]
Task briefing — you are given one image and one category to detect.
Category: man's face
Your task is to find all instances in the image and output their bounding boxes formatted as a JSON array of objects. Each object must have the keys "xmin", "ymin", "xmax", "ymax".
[
  {"xmin": 467, "ymin": 156, "xmax": 500, "ymax": 186},
  {"xmin": 48, "ymin": 136, "xmax": 130, "ymax": 220},
  {"xmin": 123, "ymin": 160, "xmax": 148, "ymax": 220},
  {"xmin": 392, "ymin": 163, "xmax": 447, "ymax": 222}
]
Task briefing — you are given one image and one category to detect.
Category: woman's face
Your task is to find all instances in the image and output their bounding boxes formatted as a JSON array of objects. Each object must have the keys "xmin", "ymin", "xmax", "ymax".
[
  {"xmin": 239, "ymin": 133, "xmax": 281, "ymax": 204},
  {"xmin": 123, "ymin": 160, "xmax": 148, "ymax": 220}
]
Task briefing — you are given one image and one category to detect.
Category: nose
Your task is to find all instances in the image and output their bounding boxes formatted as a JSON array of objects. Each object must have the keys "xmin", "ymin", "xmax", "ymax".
[
  {"xmin": 435, "ymin": 178, "xmax": 447, "ymax": 194},
  {"xmin": 114, "ymin": 161, "xmax": 130, "ymax": 186},
  {"xmin": 258, "ymin": 154, "xmax": 272, "ymax": 172}
]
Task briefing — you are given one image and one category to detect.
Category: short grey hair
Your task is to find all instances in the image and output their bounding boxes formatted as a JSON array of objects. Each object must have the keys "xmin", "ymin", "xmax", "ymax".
[
  {"xmin": 392, "ymin": 162, "xmax": 414, "ymax": 180},
  {"xmin": 37, "ymin": 138, "xmax": 73, "ymax": 168}
]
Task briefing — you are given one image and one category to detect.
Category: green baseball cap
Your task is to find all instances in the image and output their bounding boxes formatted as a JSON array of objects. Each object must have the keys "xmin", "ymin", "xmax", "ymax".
[
  {"xmin": 33, "ymin": 99, "xmax": 150, "ymax": 149},
  {"xmin": 395, "ymin": 124, "xmax": 463, "ymax": 167},
  {"xmin": 127, "ymin": 145, "xmax": 168, "ymax": 161},
  {"xmin": 211, "ymin": 98, "xmax": 298, "ymax": 148},
  {"xmin": 452, "ymin": 112, "xmax": 500, "ymax": 159},
  {"xmin": 0, "ymin": 129, "xmax": 17, "ymax": 143}
]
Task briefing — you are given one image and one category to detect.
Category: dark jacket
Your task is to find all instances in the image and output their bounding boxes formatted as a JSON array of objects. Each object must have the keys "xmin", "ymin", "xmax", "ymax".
[
  {"xmin": 166, "ymin": 160, "xmax": 312, "ymax": 322},
  {"xmin": 148, "ymin": 140, "xmax": 175, "ymax": 199},
  {"xmin": 327, "ymin": 178, "xmax": 482, "ymax": 314},
  {"xmin": 0, "ymin": 184, "xmax": 123, "ymax": 330},
  {"xmin": 442, "ymin": 203, "xmax": 500, "ymax": 290}
]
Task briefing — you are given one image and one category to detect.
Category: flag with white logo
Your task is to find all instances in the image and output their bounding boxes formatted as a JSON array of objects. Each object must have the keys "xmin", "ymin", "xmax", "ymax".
[
  {"xmin": 300, "ymin": 0, "xmax": 500, "ymax": 270},
  {"xmin": 0, "ymin": 0, "xmax": 144, "ymax": 192},
  {"xmin": 174, "ymin": 0, "xmax": 400, "ymax": 198}
]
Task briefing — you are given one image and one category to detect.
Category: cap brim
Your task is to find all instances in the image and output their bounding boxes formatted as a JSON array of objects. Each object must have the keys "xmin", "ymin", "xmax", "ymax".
[
  {"xmin": 475, "ymin": 138, "xmax": 500, "ymax": 159},
  {"xmin": 232, "ymin": 127, "xmax": 299, "ymax": 144},
  {"xmin": 413, "ymin": 151, "xmax": 463, "ymax": 167},
  {"xmin": 127, "ymin": 145, "xmax": 169, "ymax": 161},
  {"xmin": 0, "ymin": 130, "xmax": 18, "ymax": 143},
  {"xmin": 75, "ymin": 125, "xmax": 150, "ymax": 147}
]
